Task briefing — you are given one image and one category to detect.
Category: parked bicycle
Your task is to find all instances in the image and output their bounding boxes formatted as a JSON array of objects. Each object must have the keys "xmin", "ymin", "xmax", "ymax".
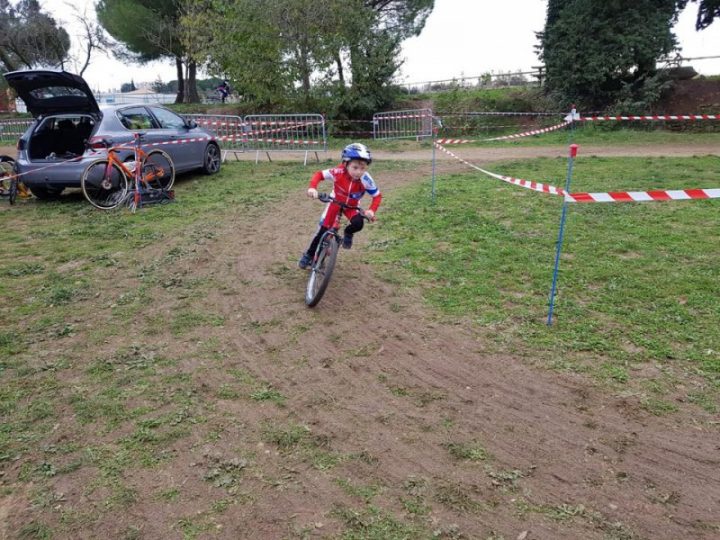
[
  {"xmin": 80, "ymin": 132, "xmax": 175, "ymax": 210},
  {"xmin": 305, "ymin": 193, "xmax": 369, "ymax": 307},
  {"xmin": 0, "ymin": 155, "xmax": 29, "ymax": 205}
]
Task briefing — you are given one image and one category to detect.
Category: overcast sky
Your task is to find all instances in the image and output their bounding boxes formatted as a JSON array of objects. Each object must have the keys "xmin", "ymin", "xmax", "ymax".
[{"xmin": 41, "ymin": 0, "xmax": 720, "ymax": 92}]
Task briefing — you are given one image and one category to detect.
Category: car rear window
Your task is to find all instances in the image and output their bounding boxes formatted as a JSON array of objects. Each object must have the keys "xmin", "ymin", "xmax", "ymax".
[{"xmin": 29, "ymin": 86, "xmax": 88, "ymax": 99}]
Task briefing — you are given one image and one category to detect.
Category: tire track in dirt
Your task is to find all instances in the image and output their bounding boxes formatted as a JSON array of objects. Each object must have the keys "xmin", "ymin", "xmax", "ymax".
[{"xmin": 162, "ymin": 162, "xmax": 720, "ymax": 539}]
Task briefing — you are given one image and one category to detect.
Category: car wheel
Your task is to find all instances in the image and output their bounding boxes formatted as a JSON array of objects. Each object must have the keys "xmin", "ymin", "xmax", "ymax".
[
  {"xmin": 29, "ymin": 186, "xmax": 65, "ymax": 200},
  {"xmin": 202, "ymin": 143, "xmax": 221, "ymax": 175}
]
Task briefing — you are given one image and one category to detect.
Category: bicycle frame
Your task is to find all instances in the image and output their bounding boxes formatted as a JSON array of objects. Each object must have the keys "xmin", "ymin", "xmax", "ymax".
[
  {"xmin": 98, "ymin": 133, "xmax": 149, "ymax": 191},
  {"xmin": 305, "ymin": 193, "xmax": 368, "ymax": 307},
  {"xmin": 83, "ymin": 132, "xmax": 174, "ymax": 210}
]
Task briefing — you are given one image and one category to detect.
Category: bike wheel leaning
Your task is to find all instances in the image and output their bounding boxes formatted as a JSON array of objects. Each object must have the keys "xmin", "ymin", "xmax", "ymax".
[
  {"xmin": 305, "ymin": 233, "xmax": 339, "ymax": 307},
  {"xmin": 0, "ymin": 156, "xmax": 15, "ymax": 204},
  {"xmin": 81, "ymin": 159, "xmax": 129, "ymax": 209},
  {"xmin": 8, "ymin": 177, "xmax": 18, "ymax": 205},
  {"xmin": 142, "ymin": 149, "xmax": 175, "ymax": 191}
]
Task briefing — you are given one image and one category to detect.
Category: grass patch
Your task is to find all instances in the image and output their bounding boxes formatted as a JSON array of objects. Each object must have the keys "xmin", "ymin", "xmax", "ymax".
[
  {"xmin": 444, "ymin": 441, "xmax": 491, "ymax": 462},
  {"xmin": 332, "ymin": 505, "xmax": 426, "ymax": 539},
  {"xmin": 368, "ymin": 155, "xmax": 720, "ymax": 406},
  {"xmin": 249, "ymin": 385, "xmax": 286, "ymax": 405}
]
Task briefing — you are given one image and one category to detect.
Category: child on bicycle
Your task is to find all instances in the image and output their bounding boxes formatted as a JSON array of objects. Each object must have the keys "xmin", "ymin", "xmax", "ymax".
[{"xmin": 298, "ymin": 143, "xmax": 382, "ymax": 269}]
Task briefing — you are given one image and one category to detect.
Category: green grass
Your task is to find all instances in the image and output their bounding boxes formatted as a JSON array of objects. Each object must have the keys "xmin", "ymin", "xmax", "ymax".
[
  {"xmin": 1, "ymin": 151, "xmax": 718, "ymax": 535},
  {"xmin": 368, "ymin": 155, "xmax": 720, "ymax": 403},
  {"xmin": 0, "ymin": 161, "xmax": 307, "ymax": 535}
]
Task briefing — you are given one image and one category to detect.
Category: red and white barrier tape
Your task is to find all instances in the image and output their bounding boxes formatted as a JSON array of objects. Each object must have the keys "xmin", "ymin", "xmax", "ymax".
[
  {"xmin": 434, "ymin": 142, "xmax": 567, "ymax": 196},
  {"xmin": 195, "ymin": 120, "xmax": 245, "ymax": 128},
  {"xmin": 435, "ymin": 138, "xmax": 474, "ymax": 144},
  {"xmin": 578, "ymin": 114, "xmax": 720, "ymax": 122},
  {"xmin": 436, "ymin": 121, "xmax": 571, "ymax": 145},
  {"xmin": 375, "ymin": 113, "xmax": 432, "ymax": 121},
  {"xmin": 146, "ymin": 136, "xmax": 213, "ymax": 148},
  {"xmin": 434, "ymin": 141, "xmax": 720, "ymax": 203},
  {"xmin": 483, "ymin": 121, "xmax": 571, "ymax": 141},
  {"xmin": 565, "ymin": 189, "xmax": 720, "ymax": 203},
  {"xmin": 214, "ymin": 134, "xmax": 321, "ymax": 145}
]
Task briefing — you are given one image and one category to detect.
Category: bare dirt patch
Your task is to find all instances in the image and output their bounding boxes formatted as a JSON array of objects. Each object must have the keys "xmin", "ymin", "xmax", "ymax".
[{"xmin": 2, "ymin": 154, "xmax": 719, "ymax": 539}]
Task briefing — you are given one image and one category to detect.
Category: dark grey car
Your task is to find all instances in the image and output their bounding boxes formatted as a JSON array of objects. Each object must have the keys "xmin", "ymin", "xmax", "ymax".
[{"xmin": 4, "ymin": 70, "xmax": 221, "ymax": 199}]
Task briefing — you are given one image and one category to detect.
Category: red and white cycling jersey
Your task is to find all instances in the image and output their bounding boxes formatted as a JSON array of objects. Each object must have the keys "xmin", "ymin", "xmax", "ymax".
[{"xmin": 309, "ymin": 164, "xmax": 382, "ymax": 228}]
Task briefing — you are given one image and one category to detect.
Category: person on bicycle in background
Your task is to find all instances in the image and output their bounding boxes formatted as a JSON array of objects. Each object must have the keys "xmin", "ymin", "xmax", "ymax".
[
  {"xmin": 216, "ymin": 80, "xmax": 231, "ymax": 103},
  {"xmin": 298, "ymin": 143, "xmax": 382, "ymax": 269}
]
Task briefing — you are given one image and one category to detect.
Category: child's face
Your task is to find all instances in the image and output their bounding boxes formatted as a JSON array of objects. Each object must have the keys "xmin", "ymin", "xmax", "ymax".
[{"xmin": 346, "ymin": 160, "xmax": 368, "ymax": 180}]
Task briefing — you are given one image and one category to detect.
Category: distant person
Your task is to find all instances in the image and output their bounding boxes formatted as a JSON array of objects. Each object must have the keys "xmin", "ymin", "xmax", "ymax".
[{"xmin": 216, "ymin": 80, "xmax": 231, "ymax": 103}]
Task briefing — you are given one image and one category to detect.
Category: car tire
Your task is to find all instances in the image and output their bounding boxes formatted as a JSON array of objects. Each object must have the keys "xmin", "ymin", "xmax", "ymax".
[
  {"xmin": 202, "ymin": 143, "xmax": 221, "ymax": 175},
  {"xmin": 29, "ymin": 186, "xmax": 65, "ymax": 200}
]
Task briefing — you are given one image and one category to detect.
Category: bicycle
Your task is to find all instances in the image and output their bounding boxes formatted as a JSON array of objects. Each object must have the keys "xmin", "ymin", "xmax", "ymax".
[
  {"xmin": 80, "ymin": 132, "xmax": 175, "ymax": 210},
  {"xmin": 0, "ymin": 155, "xmax": 29, "ymax": 205},
  {"xmin": 305, "ymin": 193, "xmax": 370, "ymax": 307}
]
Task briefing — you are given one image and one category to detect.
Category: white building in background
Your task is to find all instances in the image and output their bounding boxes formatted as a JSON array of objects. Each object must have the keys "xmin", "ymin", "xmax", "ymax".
[{"xmin": 15, "ymin": 88, "xmax": 175, "ymax": 113}]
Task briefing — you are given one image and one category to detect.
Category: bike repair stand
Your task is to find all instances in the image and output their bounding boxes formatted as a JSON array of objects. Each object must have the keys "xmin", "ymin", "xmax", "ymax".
[{"xmin": 128, "ymin": 189, "xmax": 175, "ymax": 211}]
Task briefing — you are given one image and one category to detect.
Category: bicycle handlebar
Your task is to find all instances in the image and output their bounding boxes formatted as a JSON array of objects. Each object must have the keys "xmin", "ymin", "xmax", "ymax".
[{"xmin": 317, "ymin": 192, "xmax": 369, "ymax": 219}]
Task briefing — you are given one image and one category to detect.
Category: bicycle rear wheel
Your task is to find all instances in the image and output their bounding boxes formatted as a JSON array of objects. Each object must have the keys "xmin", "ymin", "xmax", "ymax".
[
  {"xmin": 81, "ymin": 159, "xmax": 129, "ymax": 209},
  {"xmin": 142, "ymin": 149, "xmax": 175, "ymax": 190},
  {"xmin": 305, "ymin": 233, "xmax": 339, "ymax": 307}
]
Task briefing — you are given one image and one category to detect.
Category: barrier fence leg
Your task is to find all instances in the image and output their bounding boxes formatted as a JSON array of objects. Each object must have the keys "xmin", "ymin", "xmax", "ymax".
[
  {"xmin": 547, "ymin": 143, "xmax": 579, "ymax": 326},
  {"xmin": 431, "ymin": 139, "xmax": 437, "ymax": 203}
]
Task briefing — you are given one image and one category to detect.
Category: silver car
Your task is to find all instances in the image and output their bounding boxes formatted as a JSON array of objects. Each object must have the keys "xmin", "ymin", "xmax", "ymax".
[{"xmin": 4, "ymin": 70, "xmax": 221, "ymax": 199}]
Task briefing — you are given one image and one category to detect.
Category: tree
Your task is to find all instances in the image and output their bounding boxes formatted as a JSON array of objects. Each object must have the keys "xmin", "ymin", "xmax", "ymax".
[
  {"xmin": 0, "ymin": 0, "xmax": 70, "ymax": 72},
  {"xmin": 539, "ymin": 0, "xmax": 681, "ymax": 110},
  {"xmin": 184, "ymin": 0, "xmax": 433, "ymax": 114},
  {"xmin": 54, "ymin": 1, "xmax": 112, "ymax": 77},
  {"xmin": 120, "ymin": 80, "xmax": 136, "ymax": 92},
  {"xmin": 677, "ymin": 0, "xmax": 720, "ymax": 29},
  {"xmin": 96, "ymin": 0, "xmax": 200, "ymax": 103}
]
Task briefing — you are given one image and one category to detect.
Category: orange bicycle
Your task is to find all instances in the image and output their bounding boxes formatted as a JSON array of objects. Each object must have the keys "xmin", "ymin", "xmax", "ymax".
[{"xmin": 81, "ymin": 132, "xmax": 175, "ymax": 210}]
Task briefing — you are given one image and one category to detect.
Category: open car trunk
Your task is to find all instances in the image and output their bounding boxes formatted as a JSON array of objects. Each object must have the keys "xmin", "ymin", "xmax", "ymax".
[{"xmin": 28, "ymin": 114, "xmax": 97, "ymax": 161}]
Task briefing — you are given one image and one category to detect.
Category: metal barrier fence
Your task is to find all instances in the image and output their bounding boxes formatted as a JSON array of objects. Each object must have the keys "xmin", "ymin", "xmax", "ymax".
[
  {"xmin": 373, "ymin": 108, "xmax": 433, "ymax": 140},
  {"xmin": 184, "ymin": 114, "xmax": 246, "ymax": 160},
  {"xmin": 244, "ymin": 114, "xmax": 326, "ymax": 164},
  {"xmin": 0, "ymin": 119, "xmax": 32, "ymax": 145}
]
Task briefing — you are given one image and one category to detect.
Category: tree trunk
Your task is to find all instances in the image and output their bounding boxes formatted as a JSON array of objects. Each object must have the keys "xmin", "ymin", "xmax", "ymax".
[
  {"xmin": 186, "ymin": 60, "xmax": 200, "ymax": 103},
  {"xmin": 0, "ymin": 49, "xmax": 18, "ymax": 73},
  {"xmin": 335, "ymin": 52, "xmax": 345, "ymax": 87},
  {"xmin": 175, "ymin": 57, "xmax": 185, "ymax": 104}
]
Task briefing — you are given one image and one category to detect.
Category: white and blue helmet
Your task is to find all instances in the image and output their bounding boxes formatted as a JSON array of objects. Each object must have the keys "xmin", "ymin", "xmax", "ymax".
[{"xmin": 341, "ymin": 143, "xmax": 372, "ymax": 165}]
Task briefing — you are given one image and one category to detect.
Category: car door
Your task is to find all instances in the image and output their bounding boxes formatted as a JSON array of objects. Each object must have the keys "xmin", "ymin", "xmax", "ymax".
[
  {"xmin": 115, "ymin": 106, "xmax": 164, "ymax": 157},
  {"xmin": 148, "ymin": 106, "xmax": 204, "ymax": 172}
]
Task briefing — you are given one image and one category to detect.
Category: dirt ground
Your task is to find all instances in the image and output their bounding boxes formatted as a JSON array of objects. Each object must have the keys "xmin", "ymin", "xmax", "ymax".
[{"xmin": 2, "ymin": 143, "xmax": 720, "ymax": 539}]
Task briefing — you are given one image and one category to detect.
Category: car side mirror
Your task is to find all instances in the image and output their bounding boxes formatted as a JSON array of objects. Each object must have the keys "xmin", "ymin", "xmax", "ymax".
[{"xmin": 186, "ymin": 119, "xmax": 198, "ymax": 129}]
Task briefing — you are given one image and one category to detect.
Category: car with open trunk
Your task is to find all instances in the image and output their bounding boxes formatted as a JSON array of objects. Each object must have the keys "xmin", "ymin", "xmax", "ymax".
[{"xmin": 3, "ymin": 70, "xmax": 221, "ymax": 199}]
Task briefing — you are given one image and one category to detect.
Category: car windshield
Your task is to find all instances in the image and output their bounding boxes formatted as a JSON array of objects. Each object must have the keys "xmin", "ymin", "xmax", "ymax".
[{"xmin": 29, "ymin": 86, "xmax": 87, "ymax": 100}]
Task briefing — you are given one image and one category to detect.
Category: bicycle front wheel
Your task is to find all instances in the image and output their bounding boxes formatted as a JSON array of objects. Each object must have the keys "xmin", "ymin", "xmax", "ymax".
[
  {"xmin": 81, "ymin": 159, "xmax": 129, "ymax": 209},
  {"xmin": 305, "ymin": 233, "xmax": 339, "ymax": 307},
  {"xmin": 142, "ymin": 150, "xmax": 175, "ymax": 191}
]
